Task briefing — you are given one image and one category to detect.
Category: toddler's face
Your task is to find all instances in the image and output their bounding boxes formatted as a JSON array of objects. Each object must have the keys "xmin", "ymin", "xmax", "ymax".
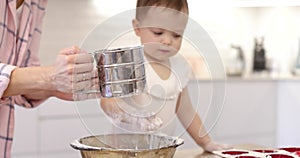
[{"xmin": 133, "ymin": 7, "xmax": 188, "ymax": 61}]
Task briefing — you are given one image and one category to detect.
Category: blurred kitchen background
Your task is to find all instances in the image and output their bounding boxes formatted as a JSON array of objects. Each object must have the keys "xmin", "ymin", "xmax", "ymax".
[{"xmin": 12, "ymin": 0, "xmax": 300, "ymax": 158}]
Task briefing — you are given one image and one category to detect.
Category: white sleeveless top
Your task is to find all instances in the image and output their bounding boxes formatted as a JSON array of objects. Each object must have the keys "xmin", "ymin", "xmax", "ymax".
[
  {"xmin": 145, "ymin": 54, "xmax": 191, "ymax": 134},
  {"xmin": 113, "ymin": 54, "xmax": 192, "ymax": 134}
]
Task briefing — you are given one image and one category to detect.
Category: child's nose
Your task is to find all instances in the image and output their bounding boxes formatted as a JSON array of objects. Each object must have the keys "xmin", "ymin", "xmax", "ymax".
[{"xmin": 161, "ymin": 35, "xmax": 172, "ymax": 45}]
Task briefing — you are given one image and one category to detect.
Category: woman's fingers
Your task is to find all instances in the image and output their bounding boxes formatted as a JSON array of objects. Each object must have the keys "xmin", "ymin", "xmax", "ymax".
[
  {"xmin": 74, "ymin": 53, "xmax": 93, "ymax": 64},
  {"xmin": 59, "ymin": 46, "xmax": 80, "ymax": 55},
  {"xmin": 73, "ymin": 70, "xmax": 98, "ymax": 82},
  {"xmin": 73, "ymin": 63, "xmax": 94, "ymax": 74}
]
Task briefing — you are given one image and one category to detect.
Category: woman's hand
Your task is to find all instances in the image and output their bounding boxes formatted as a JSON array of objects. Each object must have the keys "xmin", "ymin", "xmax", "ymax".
[
  {"xmin": 46, "ymin": 46, "xmax": 95, "ymax": 93},
  {"xmin": 42, "ymin": 46, "xmax": 99, "ymax": 100}
]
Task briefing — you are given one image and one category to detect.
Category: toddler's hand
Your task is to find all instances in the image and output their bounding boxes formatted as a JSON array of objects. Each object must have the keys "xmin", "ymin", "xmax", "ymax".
[
  {"xmin": 103, "ymin": 103, "xmax": 162, "ymax": 132},
  {"xmin": 111, "ymin": 111, "xmax": 163, "ymax": 132},
  {"xmin": 202, "ymin": 140, "xmax": 232, "ymax": 153},
  {"xmin": 136, "ymin": 115, "xmax": 163, "ymax": 131}
]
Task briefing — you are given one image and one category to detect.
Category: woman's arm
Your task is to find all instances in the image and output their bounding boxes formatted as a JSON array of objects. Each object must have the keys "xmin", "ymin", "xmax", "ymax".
[
  {"xmin": 3, "ymin": 66, "xmax": 53, "ymax": 98},
  {"xmin": 2, "ymin": 46, "xmax": 94, "ymax": 102}
]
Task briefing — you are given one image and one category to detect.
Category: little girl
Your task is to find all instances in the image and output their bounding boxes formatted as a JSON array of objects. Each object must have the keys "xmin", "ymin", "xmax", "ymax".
[{"xmin": 101, "ymin": 0, "xmax": 231, "ymax": 152}]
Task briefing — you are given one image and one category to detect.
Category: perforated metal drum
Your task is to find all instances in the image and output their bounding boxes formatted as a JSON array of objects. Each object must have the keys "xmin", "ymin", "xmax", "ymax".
[{"xmin": 93, "ymin": 45, "xmax": 146, "ymax": 98}]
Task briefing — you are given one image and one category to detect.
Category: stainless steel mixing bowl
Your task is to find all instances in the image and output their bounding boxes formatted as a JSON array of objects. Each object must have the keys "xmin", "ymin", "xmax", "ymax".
[
  {"xmin": 93, "ymin": 45, "xmax": 146, "ymax": 98},
  {"xmin": 70, "ymin": 134, "xmax": 184, "ymax": 158}
]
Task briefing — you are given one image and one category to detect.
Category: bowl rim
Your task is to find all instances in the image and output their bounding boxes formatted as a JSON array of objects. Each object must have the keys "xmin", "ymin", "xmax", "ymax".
[{"xmin": 70, "ymin": 133, "xmax": 184, "ymax": 152}]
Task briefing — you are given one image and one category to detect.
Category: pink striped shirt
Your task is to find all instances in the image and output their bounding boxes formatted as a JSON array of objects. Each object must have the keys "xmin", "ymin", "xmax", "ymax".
[{"xmin": 0, "ymin": 0, "xmax": 48, "ymax": 157}]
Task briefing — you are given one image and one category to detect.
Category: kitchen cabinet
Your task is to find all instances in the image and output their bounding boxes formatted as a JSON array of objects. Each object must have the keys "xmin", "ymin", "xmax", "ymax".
[
  {"xmin": 12, "ymin": 98, "xmax": 112, "ymax": 158},
  {"xmin": 12, "ymin": 107, "xmax": 39, "ymax": 155},
  {"xmin": 277, "ymin": 80, "xmax": 300, "ymax": 146},
  {"xmin": 179, "ymin": 79, "xmax": 277, "ymax": 149}
]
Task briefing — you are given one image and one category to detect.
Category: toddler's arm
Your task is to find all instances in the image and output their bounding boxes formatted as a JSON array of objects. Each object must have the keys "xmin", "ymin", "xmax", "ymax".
[{"xmin": 176, "ymin": 87, "xmax": 232, "ymax": 152}]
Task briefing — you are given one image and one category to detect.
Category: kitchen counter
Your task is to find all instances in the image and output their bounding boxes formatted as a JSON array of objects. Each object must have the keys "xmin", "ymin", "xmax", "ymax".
[{"xmin": 174, "ymin": 144, "xmax": 265, "ymax": 158}]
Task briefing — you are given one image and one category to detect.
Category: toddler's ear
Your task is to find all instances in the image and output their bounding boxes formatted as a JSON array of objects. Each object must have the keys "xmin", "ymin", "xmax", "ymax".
[{"xmin": 132, "ymin": 19, "xmax": 141, "ymax": 36}]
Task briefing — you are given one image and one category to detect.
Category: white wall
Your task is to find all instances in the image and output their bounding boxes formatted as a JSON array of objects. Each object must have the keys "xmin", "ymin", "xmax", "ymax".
[{"xmin": 39, "ymin": 0, "xmax": 105, "ymax": 65}]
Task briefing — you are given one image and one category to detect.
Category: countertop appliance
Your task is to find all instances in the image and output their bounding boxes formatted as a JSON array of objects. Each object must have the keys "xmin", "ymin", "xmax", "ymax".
[
  {"xmin": 253, "ymin": 37, "xmax": 267, "ymax": 72},
  {"xmin": 225, "ymin": 44, "xmax": 245, "ymax": 76},
  {"xmin": 293, "ymin": 38, "xmax": 300, "ymax": 75}
]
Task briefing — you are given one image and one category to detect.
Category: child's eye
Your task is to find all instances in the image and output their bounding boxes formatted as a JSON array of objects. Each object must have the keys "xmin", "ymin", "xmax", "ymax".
[
  {"xmin": 152, "ymin": 31, "xmax": 163, "ymax": 36},
  {"xmin": 173, "ymin": 34, "xmax": 182, "ymax": 38}
]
